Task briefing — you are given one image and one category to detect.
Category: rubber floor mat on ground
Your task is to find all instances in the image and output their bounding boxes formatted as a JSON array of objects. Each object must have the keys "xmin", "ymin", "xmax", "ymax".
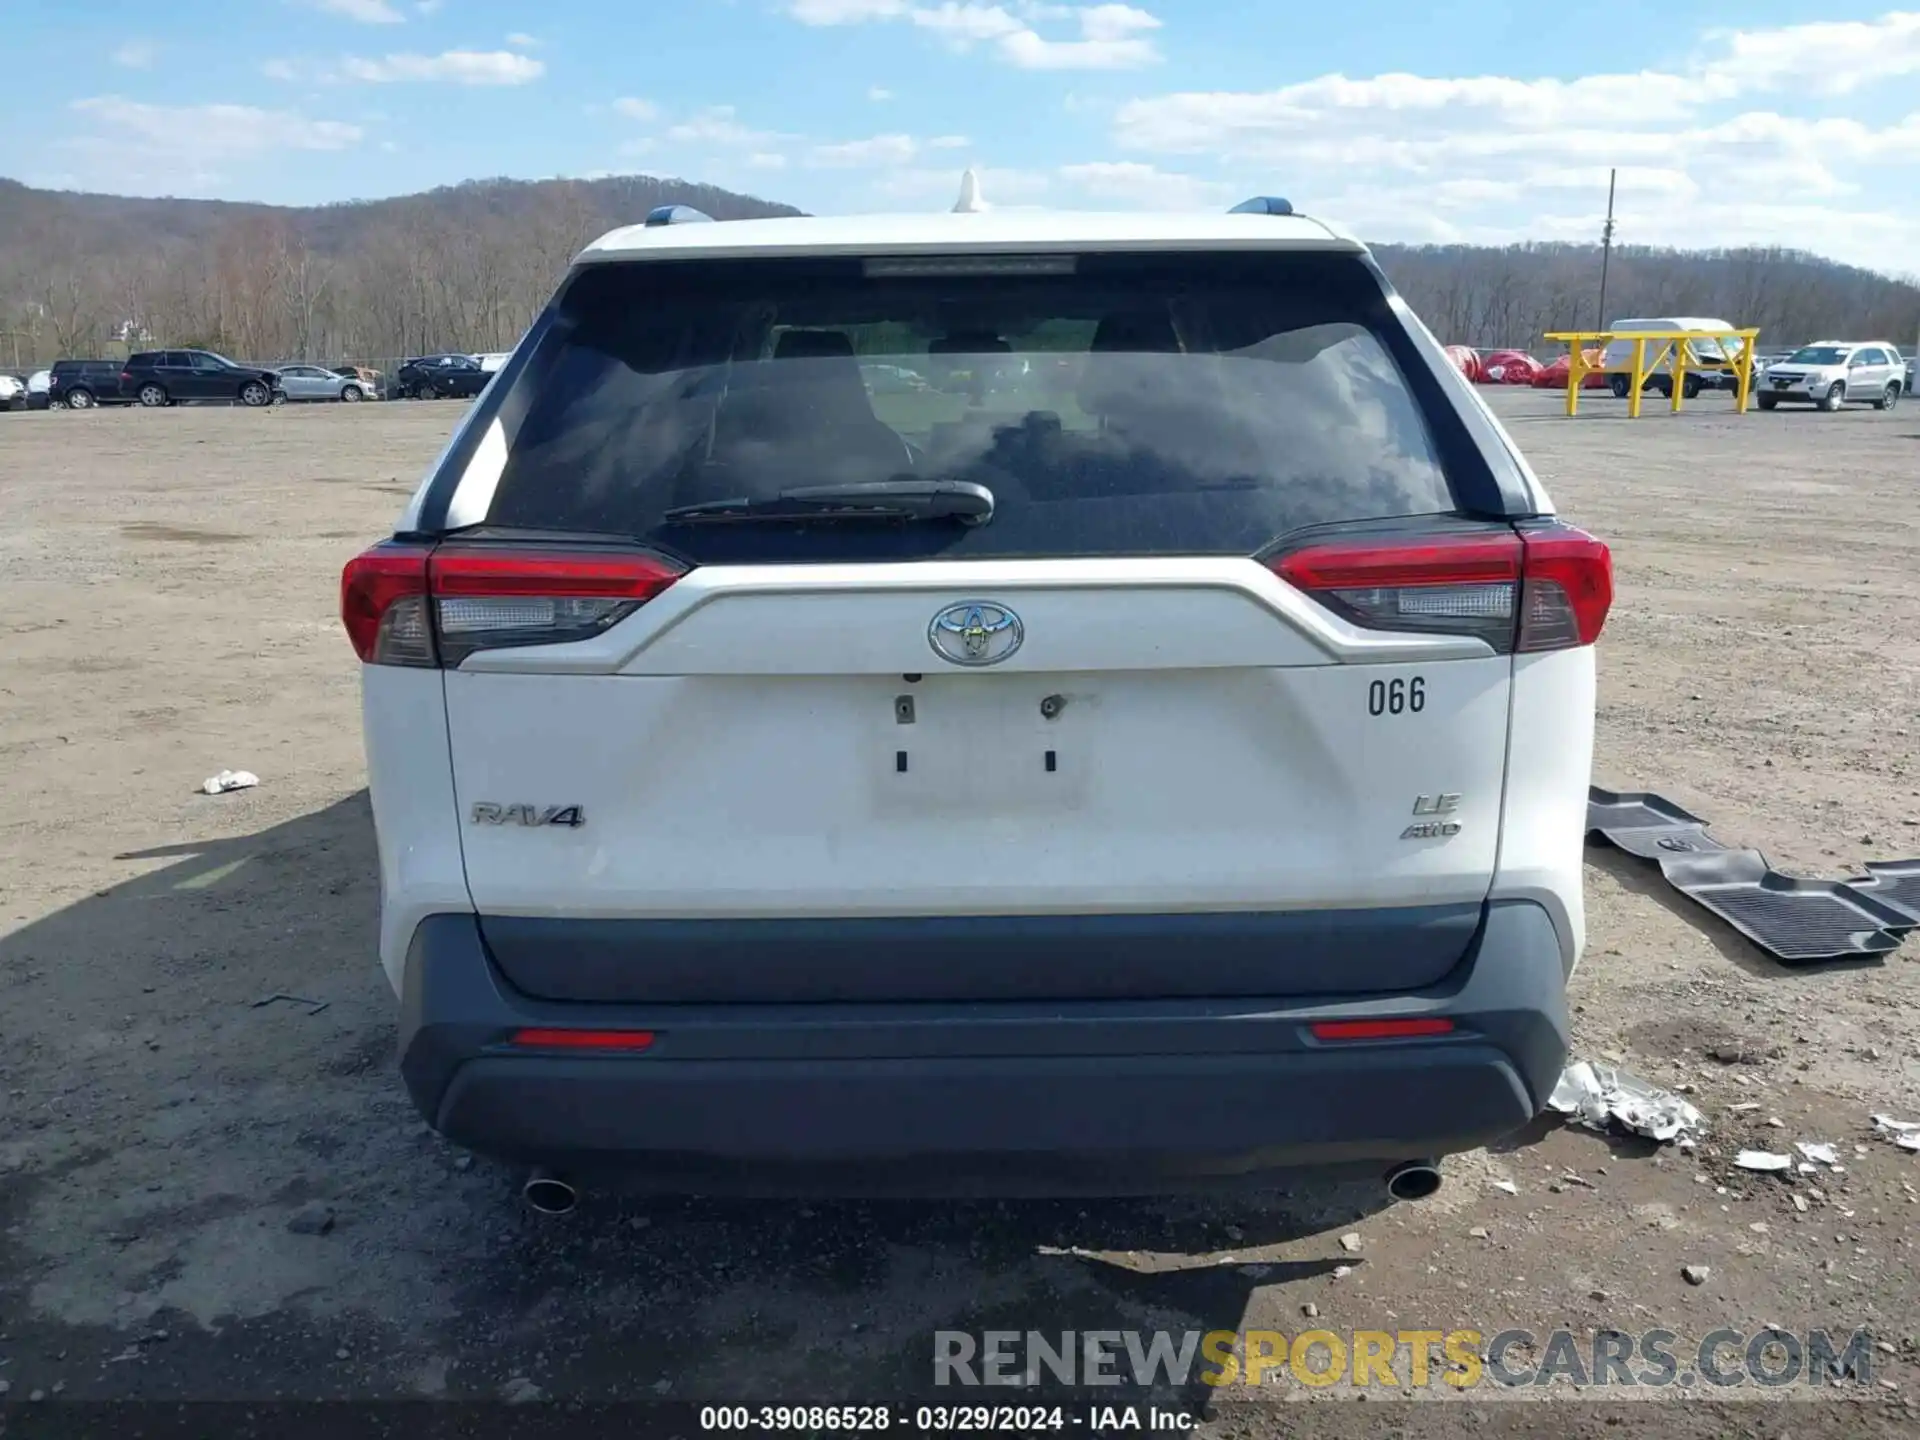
[
  {"xmin": 1654, "ymin": 848, "xmax": 1911, "ymax": 963},
  {"xmin": 1586, "ymin": 785, "xmax": 1913, "ymax": 964},
  {"xmin": 1843, "ymin": 860, "xmax": 1920, "ymax": 926},
  {"xmin": 1585, "ymin": 787, "xmax": 1726, "ymax": 859}
]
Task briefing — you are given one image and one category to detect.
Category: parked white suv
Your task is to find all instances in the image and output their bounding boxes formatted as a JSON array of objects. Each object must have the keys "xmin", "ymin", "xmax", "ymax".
[
  {"xmin": 1756, "ymin": 341, "xmax": 1904, "ymax": 411},
  {"xmin": 342, "ymin": 195, "xmax": 1612, "ymax": 1203}
]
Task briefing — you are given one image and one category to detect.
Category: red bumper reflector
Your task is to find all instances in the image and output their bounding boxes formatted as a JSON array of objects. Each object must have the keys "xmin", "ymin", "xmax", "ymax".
[
  {"xmin": 511, "ymin": 1028, "xmax": 656, "ymax": 1051},
  {"xmin": 1309, "ymin": 1018, "xmax": 1456, "ymax": 1041}
]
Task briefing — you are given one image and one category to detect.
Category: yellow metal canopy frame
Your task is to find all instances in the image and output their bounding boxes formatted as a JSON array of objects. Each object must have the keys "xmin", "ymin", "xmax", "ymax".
[{"xmin": 1541, "ymin": 328, "xmax": 1763, "ymax": 417}]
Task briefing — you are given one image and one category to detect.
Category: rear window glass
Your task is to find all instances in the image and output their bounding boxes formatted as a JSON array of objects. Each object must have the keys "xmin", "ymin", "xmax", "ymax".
[{"xmin": 480, "ymin": 252, "xmax": 1460, "ymax": 562}]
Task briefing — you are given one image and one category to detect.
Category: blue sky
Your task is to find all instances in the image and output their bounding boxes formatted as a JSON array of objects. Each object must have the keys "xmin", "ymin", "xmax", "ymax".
[{"xmin": 7, "ymin": 1, "xmax": 1920, "ymax": 272}]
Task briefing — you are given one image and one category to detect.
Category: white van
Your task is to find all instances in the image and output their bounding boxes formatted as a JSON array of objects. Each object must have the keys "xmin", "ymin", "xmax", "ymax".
[{"xmin": 1600, "ymin": 316, "xmax": 1741, "ymax": 398}]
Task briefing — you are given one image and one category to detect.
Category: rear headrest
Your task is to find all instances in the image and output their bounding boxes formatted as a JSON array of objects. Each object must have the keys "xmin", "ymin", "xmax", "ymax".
[
  {"xmin": 774, "ymin": 329, "xmax": 856, "ymax": 360},
  {"xmin": 1090, "ymin": 312, "xmax": 1181, "ymax": 354},
  {"xmin": 930, "ymin": 331, "xmax": 1012, "ymax": 356},
  {"xmin": 1079, "ymin": 311, "xmax": 1184, "ymax": 419}
]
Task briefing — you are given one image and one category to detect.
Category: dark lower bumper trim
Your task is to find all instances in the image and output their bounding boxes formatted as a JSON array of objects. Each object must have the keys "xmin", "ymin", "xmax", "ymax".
[
  {"xmin": 437, "ymin": 1047, "xmax": 1533, "ymax": 1170},
  {"xmin": 478, "ymin": 903, "xmax": 1484, "ymax": 1004},
  {"xmin": 399, "ymin": 900, "xmax": 1568, "ymax": 1187}
]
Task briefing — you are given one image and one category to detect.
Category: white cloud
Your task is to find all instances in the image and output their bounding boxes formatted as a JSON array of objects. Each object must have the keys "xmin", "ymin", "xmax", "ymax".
[
  {"xmin": 1004, "ymin": 2, "xmax": 1158, "ymax": 68},
  {"xmin": 506, "ymin": 32, "xmax": 541, "ymax": 47},
  {"xmin": 71, "ymin": 96, "xmax": 362, "ymax": 151},
  {"xmin": 748, "ymin": 152, "xmax": 790, "ymax": 169},
  {"xmin": 1101, "ymin": 15, "xmax": 1920, "ymax": 273},
  {"xmin": 809, "ymin": 133, "xmax": 919, "ymax": 167},
  {"xmin": 416, "ymin": 0, "xmax": 443, "ymax": 12},
  {"xmin": 666, "ymin": 106, "xmax": 781, "ymax": 146},
  {"xmin": 999, "ymin": 27, "xmax": 1155, "ymax": 69},
  {"xmin": 791, "ymin": 0, "xmax": 904, "ymax": 20},
  {"xmin": 261, "ymin": 58, "xmax": 300, "ymax": 81},
  {"xmin": 1056, "ymin": 159, "xmax": 1231, "ymax": 208},
  {"xmin": 60, "ymin": 96, "xmax": 363, "ymax": 194},
  {"xmin": 305, "ymin": 0, "xmax": 406, "ymax": 22},
  {"xmin": 868, "ymin": 85, "xmax": 894, "ymax": 100},
  {"xmin": 788, "ymin": 0, "xmax": 1160, "ymax": 69},
  {"xmin": 342, "ymin": 49, "xmax": 545, "ymax": 84},
  {"xmin": 612, "ymin": 96, "xmax": 659, "ymax": 120},
  {"xmin": 912, "ymin": 3, "xmax": 1021, "ymax": 42},
  {"xmin": 1112, "ymin": 72, "xmax": 1718, "ymax": 155},
  {"xmin": 1078, "ymin": 3, "xmax": 1157, "ymax": 41},
  {"xmin": 1700, "ymin": 11, "xmax": 1920, "ymax": 95},
  {"xmin": 112, "ymin": 40, "xmax": 158, "ymax": 69},
  {"xmin": 1113, "ymin": 16, "xmax": 1920, "ymax": 156}
]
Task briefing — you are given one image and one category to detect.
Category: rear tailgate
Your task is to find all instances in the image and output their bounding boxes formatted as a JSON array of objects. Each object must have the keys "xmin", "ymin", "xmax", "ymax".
[
  {"xmin": 446, "ymin": 550, "xmax": 1513, "ymax": 999},
  {"xmin": 367, "ymin": 249, "xmax": 1581, "ymax": 1003}
]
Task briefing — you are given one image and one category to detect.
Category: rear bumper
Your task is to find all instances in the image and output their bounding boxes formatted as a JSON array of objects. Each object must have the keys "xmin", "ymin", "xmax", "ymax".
[{"xmin": 398, "ymin": 900, "xmax": 1569, "ymax": 1193}]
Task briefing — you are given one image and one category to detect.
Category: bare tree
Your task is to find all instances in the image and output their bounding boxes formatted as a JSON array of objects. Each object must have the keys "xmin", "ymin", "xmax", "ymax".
[{"xmin": 40, "ymin": 268, "xmax": 105, "ymax": 356}]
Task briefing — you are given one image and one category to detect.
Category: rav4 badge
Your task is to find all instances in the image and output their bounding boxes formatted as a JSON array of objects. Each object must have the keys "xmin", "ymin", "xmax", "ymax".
[{"xmin": 470, "ymin": 803, "xmax": 586, "ymax": 829}]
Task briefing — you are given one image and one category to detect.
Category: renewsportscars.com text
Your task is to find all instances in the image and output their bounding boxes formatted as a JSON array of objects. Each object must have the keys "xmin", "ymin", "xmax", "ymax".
[{"xmin": 933, "ymin": 1328, "xmax": 1877, "ymax": 1391}]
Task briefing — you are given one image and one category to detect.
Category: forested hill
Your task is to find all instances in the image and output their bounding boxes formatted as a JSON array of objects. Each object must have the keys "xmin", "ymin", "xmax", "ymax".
[
  {"xmin": 1, "ymin": 174, "xmax": 1914, "ymax": 363},
  {"xmin": 1371, "ymin": 240, "xmax": 1920, "ymax": 352}
]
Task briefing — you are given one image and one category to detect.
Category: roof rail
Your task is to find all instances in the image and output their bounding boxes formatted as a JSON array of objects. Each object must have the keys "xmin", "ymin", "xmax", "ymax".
[
  {"xmin": 1229, "ymin": 196, "xmax": 1294, "ymax": 216},
  {"xmin": 644, "ymin": 204, "xmax": 715, "ymax": 227}
]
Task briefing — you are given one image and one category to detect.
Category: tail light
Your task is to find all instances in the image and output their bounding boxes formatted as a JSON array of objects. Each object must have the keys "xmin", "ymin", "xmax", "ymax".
[
  {"xmin": 511, "ymin": 1028, "xmax": 655, "ymax": 1051},
  {"xmin": 1270, "ymin": 524, "xmax": 1611, "ymax": 653},
  {"xmin": 1309, "ymin": 1017, "xmax": 1456, "ymax": 1041},
  {"xmin": 341, "ymin": 544, "xmax": 685, "ymax": 667}
]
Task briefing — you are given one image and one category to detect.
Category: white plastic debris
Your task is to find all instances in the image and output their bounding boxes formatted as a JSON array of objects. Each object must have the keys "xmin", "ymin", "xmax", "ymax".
[
  {"xmin": 1548, "ymin": 1061, "xmax": 1705, "ymax": 1143},
  {"xmin": 200, "ymin": 770, "xmax": 260, "ymax": 795},
  {"xmin": 1491, "ymin": 1179, "xmax": 1519, "ymax": 1195},
  {"xmin": 1871, "ymin": 1115, "xmax": 1920, "ymax": 1151},
  {"xmin": 1796, "ymin": 1142, "xmax": 1840, "ymax": 1167},
  {"xmin": 1734, "ymin": 1150, "xmax": 1793, "ymax": 1172}
]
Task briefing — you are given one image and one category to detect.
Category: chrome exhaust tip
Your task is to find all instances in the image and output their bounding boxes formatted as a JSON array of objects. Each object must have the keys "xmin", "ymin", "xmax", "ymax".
[
  {"xmin": 1385, "ymin": 1160, "xmax": 1442, "ymax": 1201},
  {"xmin": 522, "ymin": 1171, "xmax": 578, "ymax": 1216}
]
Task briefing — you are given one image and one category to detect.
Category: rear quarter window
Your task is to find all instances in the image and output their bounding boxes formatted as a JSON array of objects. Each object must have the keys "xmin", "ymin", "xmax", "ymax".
[{"xmin": 475, "ymin": 251, "xmax": 1477, "ymax": 564}]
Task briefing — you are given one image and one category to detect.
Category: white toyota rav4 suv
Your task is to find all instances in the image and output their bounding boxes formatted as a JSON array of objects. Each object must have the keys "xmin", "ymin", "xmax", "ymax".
[{"xmin": 343, "ymin": 195, "xmax": 1612, "ymax": 1204}]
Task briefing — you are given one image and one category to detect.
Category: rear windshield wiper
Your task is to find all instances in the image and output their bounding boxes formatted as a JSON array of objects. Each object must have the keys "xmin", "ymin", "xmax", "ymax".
[{"xmin": 661, "ymin": 479, "xmax": 994, "ymax": 527}]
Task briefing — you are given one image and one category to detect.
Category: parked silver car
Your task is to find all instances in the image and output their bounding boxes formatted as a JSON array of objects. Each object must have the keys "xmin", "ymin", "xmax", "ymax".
[
  {"xmin": 1754, "ymin": 340, "xmax": 1904, "ymax": 412},
  {"xmin": 273, "ymin": 364, "xmax": 376, "ymax": 403}
]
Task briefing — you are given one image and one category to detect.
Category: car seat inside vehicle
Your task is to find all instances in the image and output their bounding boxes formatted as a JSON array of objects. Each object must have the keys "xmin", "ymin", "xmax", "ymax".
[{"xmin": 704, "ymin": 328, "xmax": 916, "ymax": 490}]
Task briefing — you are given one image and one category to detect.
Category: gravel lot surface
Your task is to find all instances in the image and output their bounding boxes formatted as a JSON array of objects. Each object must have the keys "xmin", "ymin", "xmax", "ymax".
[{"xmin": 1, "ymin": 390, "xmax": 1917, "ymax": 1435}]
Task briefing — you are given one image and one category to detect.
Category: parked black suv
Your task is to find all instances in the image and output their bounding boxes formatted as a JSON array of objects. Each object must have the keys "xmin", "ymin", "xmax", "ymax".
[
  {"xmin": 47, "ymin": 359, "xmax": 131, "ymax": 409},
  {"xmin": 121, "ymin": 350, "xmax": 281, "ymax": 408},
  {"xmin": 395, "ymin": 354, "xmax": 490, "ymax": 400}
]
